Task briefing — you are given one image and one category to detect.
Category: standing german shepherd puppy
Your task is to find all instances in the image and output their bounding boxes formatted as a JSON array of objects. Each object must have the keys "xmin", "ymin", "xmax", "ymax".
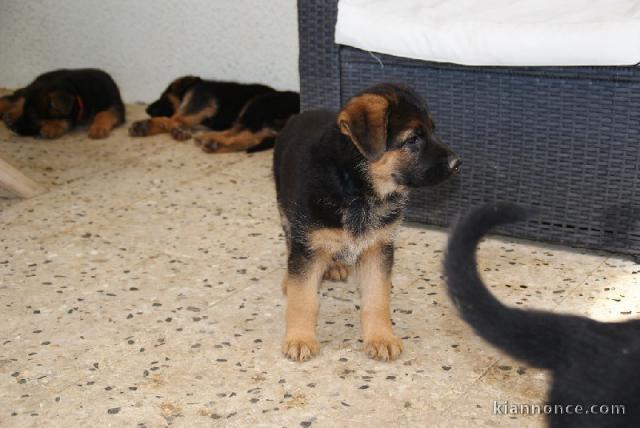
[
  {"xmin": 0, "ymin": 69, "xmax": 125, "ymax": 139},
  {"xmin": 129, "ymin": 76, "xmax": 299, "ymax": 153},
  {"xmin": 445, "ymin": 203, "xmax": 640, "ymax": 427},
  {"xmin": 274, "ymin": 83, "xmax": 461, "ymax": 361}
]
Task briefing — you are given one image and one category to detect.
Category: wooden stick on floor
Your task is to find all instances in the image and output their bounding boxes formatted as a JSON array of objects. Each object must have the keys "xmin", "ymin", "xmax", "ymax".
[{"xmin": 0, "ymin": 155, "xmax": 45, "ymax": 198}]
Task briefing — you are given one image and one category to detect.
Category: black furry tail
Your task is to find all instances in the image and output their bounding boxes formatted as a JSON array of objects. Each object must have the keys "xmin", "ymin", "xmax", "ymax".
[
  {"xmin": 445, "ymin": 203, "xmax": 575, "ymax": 369},
  {"xmin": 246, "ymin": 137, "xmax": 276, "ymax": 153}
]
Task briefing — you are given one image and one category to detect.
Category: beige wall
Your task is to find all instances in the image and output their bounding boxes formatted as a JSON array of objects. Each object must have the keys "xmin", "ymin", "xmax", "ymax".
[{"xmin": 0, "ymin": 0, "xmax": 299, "ymax": 102}]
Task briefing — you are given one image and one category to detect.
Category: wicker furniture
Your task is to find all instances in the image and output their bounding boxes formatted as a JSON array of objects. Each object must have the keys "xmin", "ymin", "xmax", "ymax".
[{"xmin": 298, "ymin": 0, "xmax": 640, "ymax": 256}]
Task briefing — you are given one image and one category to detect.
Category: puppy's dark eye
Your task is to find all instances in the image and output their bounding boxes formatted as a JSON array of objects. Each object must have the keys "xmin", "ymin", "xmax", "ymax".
[{"xmin": 404, "ymin": 136, "xmax": 420, "ymax": 146}]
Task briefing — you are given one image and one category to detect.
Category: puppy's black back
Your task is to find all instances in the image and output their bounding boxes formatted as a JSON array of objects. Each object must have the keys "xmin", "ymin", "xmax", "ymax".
[
  {"xmin": 196, "ymin": 82, "xmax": 273, "ymax": 130},
  {"xmin": 273, "ymin": 109, "xmax": 336, "ymax": 194},
  {"xmin": 238, "ymin": 91, "xmax": 300, "ymax": 132},
  {"xmin": 239, "ymin": 91, "xmax": 300, "ymax": 153},
  {"xmin": 29, "ymin": 69, "xmax": 73, "ymax": 86}
]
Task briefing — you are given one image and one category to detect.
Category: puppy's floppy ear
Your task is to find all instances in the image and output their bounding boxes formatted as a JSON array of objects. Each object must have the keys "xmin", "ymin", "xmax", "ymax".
[
  {"xmin": 180, "ymin": 75, "xmax": 202, "ymax": 87},
  {"xmin": 48, "ymin": 91, "xmax": 75, "ymax": 115},
  {"xmin": 171, "ymin": 75, "xmax": 202, "ymax": 94},
  {"xmin": 337, "ymin": 94, "xmax": 389, "ymax": 161}
]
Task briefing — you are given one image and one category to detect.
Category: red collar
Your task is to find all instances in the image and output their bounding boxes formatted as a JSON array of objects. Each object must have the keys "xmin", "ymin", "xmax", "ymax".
[{"xmin": 75, "ymin": 96, "xmax": 84, "ymax": 123}]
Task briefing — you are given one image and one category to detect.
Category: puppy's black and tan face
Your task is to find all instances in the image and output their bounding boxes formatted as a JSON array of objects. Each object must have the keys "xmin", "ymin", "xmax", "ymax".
[
  {"xmin": 5, "ymin": 88, "xmax": 76, "ymax": 136},
  {"xmin": 146, "ymin": 76, "xmax": 201, "ymax": 117},
  {"xmin": 338, "ymin": 84, "xmax": 460, "ymax": 193}
]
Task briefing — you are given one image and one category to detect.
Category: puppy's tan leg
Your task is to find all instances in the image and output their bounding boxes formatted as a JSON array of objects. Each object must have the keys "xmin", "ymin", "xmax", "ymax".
[
  {"xmin": 129, "ymin": 117, "xmax": 178, "ymax": 137},
  {"xmin": 282, "ymin": 256, "xmax": 326, "ymax": 361},
  {"xmin": 356, "ymin": 242, "xmax": 402, "ymax": 361},
  {"xmin": 194, "ymin": 128, "xmax": 238, "ymax": 151},
  {"xmin": 40, "ymin": 120, "xmax": 70, "ymax": 139},
  {"xmin": 88, "ymin": 109, "xmax": 121, "ymax": 139},
  {"xmin": 197, "ymin": 128, "xmax": 276, "ymax": 154},
  {"xmin": 167, "ymin": 97, "xmax": 217, "ymax": 141},
  {"xmin": 166, "ymin": 112, "xmax": 211, "ymax": 141}
]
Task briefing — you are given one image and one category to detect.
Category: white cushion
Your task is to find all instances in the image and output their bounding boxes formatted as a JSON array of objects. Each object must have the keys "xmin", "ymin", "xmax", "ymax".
[{"xmin": 335, "ymin": 0, "xmax": 640, "ymax": 66}]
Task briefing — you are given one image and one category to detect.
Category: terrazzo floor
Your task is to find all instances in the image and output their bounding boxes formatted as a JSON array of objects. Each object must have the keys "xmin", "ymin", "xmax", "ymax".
[{"xmin": 1, "ymin": 100, "xmax": 639, "ymax": 428}]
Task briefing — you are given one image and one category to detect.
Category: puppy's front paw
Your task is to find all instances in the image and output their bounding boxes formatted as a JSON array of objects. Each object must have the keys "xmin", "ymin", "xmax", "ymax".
[
  {"xmin": 195, "ymin": 135, "xmax": 219, "ymax": 153},
  {"xmin": 40, "ymin": 123, "xmax": 67, "ymax": 139},
  {"xmin": 88, "ymin": 125, "xmax": 110, "ymax": 139},
  {"xmin": 364, "ymin": 334, "xmax": 403, "ymax": 361},
  {"xmin": 200, "ymin": 142, "xmax": 220, "ymax": 153},
  {"xmin": 323, "ymin": 262, "xmax": 350, "ymax": 282},
  {"xmin": 128, "ymin": 120, "xmax": 150, "ymax": 137},
  {"xmin": 170, "ymin": 127, "xmax": 191, "ymax": 141},
  {"xmin": 282, "ymin": 335, "xmax": 319, "ymax": 362}
]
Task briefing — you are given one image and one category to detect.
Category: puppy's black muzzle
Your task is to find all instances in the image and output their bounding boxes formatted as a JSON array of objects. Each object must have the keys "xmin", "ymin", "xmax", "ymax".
[
  {"xmin": 420, "ymin": 155, "xmax": 461, "ymax": 186},
  {"xmin": 9, "ymin": 115, "xmax": 39, "ymax": 136},
  {"xmin": 418, "ymin": 135, "xmax": 462, "ymax": 186}
]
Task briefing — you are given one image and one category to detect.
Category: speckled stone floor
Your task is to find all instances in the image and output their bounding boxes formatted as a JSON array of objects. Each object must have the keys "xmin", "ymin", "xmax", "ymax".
[{"xmin": 1, "ymin": 100, "xmax": 639, "ymax": 428}]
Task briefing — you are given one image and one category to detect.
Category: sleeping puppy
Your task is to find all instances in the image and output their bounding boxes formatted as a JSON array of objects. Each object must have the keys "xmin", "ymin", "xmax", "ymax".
[
  {"xmin": 129, "ymin": 76, "xmax": 299, "ymax": 153},
  {"xmin": 0, "ymin": 69, "xmax": 125, "ymax": 139},
  {"xmin": 274, "ymin": 83, "xmax": 461, "ymax": 361},
  {"xmin": 445, "ymin": 203, "xmax": 640, "ymax": 427}
]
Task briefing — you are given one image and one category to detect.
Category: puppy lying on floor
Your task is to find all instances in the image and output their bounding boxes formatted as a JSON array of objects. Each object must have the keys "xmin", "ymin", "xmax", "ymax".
[
  {"xmin": 274, "ymin": 83, "xmax": 461, "ymax": 361},
  {"xmin": 0, "ymin": 69, "xmax": 125, "ymax": 139},
  {"xmin": 129, "ymin": 76, "xmax": 299, "ymax": 153},
  {"xmin": 445, "ymin": 202, "xmax": 639, "ymax": 427}
]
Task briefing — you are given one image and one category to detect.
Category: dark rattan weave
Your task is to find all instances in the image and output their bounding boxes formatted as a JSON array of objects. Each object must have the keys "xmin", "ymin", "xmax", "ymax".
[{"xmin": 298, "ymin": 0, "xmax": 640, "ymax": 256}]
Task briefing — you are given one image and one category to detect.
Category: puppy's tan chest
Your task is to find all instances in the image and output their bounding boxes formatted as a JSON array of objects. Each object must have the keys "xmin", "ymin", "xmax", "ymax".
[{"xmin": 309, "ymin": 224, "xmax": 398, "ymax": 264}]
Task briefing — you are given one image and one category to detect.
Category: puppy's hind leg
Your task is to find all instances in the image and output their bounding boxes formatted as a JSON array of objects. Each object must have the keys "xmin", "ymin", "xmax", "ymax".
[
  {"xmin": 197, "ymin": 127, "xmax": 277, "ymax": 154},
  {"xmin": 194, "ymin": 128, "xmax": 238, "ymax": 153}
]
